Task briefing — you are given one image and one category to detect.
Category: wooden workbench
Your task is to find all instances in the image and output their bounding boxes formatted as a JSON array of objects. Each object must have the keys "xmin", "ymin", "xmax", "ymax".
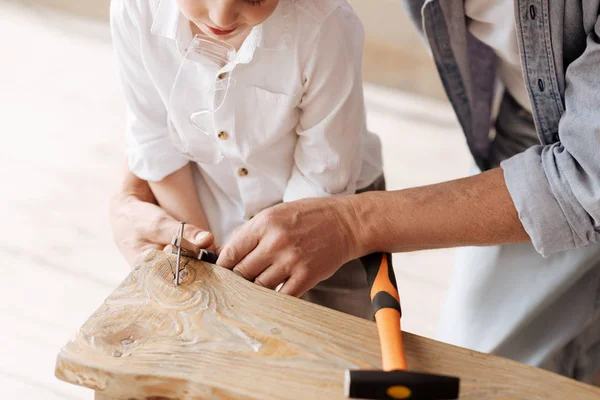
[{"xmin": 55, "ymin": 251, "xmax": 600, "ymax": 400}]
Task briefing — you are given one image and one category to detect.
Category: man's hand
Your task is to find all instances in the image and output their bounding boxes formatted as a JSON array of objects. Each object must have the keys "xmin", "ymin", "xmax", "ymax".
[
  {"xmin": 109, "ymin": 166, "xmax": 214, "ymax": 267},
  {"xmin": 216, "ymin": 169, "xmax": 529, "ymax": 297},
  {"xmin": 217, "ymin": 197, "xmax": 360, "ymax": 297}
]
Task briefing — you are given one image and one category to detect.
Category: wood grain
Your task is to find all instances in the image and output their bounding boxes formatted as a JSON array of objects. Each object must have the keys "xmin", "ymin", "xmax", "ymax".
[{"xmin": 55, "ymin": 250, "xmax": 600, "ymax": 400}]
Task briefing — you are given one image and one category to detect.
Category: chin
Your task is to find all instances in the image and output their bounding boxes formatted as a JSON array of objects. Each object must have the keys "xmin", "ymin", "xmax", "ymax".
[{"xmin": 201, "ymin": 24, "xmax": 248, "ymax": 41}]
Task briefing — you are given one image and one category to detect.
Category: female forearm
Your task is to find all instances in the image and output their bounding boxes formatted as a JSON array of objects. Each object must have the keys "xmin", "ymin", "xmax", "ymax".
[
  {"xmin": 116, "ymin": 162, "xmax": 157, "ymax": 203},
  {"xmin": 149, "ymin": 163, "xmax": 210, "ymax": 231},
  {"xmin": 109, "ymin": 161, "xmax": 215, "ymax": 267},
  {"xmin": 348, "ymin": 168, "xmax": 530, "ymax": 255}
]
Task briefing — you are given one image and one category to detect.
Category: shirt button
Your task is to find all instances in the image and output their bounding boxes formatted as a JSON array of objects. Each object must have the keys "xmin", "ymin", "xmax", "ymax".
[
  {"xmin": 538, "ymin": 78, "xmax": 545, "ymax": 92},
  {"xmin": 218, "ymin": 131, "xmax": 229, "ymax": 140},
  {"xmin": 218, "ymin": 72, "xmax": 228, "ymax": 80},
  {"xmin": 237, "ymin": 167, "xmax": 248, "ymax": 177}
]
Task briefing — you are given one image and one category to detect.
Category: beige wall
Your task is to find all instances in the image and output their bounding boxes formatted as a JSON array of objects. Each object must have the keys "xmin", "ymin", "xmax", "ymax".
[
  {"xmin": 22, "ymin": 0, "xmax": 108, "ymax": 19},
  {"xmin": 24, "ymin": 0, "xmax": 445, "ymax": 99},
  {"xmin": 349, "ymin": 0, "xmax": 445, "ymax": 99}
]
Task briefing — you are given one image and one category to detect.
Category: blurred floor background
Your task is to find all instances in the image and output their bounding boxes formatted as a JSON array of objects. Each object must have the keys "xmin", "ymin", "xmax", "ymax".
[{"xmin": 0, "ymin": 0, "xmax": 470, "ymax": 398}]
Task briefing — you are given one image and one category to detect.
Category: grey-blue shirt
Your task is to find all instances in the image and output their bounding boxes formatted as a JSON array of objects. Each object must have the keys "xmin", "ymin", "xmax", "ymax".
[{"xmin": 404, "ymin": 0, "xmax": 600, "ymax": 256}]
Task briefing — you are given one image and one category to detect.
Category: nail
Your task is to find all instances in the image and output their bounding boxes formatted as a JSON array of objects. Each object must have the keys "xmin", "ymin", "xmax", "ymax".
[{"xmin": 195, "ymin": 231, "xmax": 210, "ymax": 242}]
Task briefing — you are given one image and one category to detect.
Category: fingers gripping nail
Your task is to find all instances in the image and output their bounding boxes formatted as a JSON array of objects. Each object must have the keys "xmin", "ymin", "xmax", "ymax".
[
  {"xmin": 194, "ymin": 231, "xmax": 209, "ymax": 242},
  {"xmin": 193, "ymin": 231, "xmax": 214, "ymax": 248},
  {"xmin": 183, "ymin": 224, "xmax": 213, "ymax": 245}
]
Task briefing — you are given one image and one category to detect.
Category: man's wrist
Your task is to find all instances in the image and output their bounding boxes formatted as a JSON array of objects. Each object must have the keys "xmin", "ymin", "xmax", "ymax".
[{"xmin": 337, "ymin": 192, "xmax": 382, "ymax": 259}]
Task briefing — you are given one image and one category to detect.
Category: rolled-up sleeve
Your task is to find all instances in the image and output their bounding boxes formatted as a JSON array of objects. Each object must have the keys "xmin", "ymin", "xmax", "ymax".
[
  {"xmin": 501, "ymin": 17, "xmax": 600, "ymax": 256},
  {"xmin": 282, "ymin": 7, "xmax": 366, "ymax": 202},
  {"xmin": 110, "ymin": 0, "xmax": 187, "ymax": 181}
]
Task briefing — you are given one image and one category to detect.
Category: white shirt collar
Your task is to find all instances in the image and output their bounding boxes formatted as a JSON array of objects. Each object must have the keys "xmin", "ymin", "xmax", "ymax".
[{"xmin": 151, "ymin": 0, "xmax": 290, "ymax": 63}]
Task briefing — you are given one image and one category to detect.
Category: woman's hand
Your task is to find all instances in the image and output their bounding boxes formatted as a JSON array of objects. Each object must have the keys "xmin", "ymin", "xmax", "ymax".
[{"xmin": 109, "ymin": 166, "xmax": 214, "ymax": 267}]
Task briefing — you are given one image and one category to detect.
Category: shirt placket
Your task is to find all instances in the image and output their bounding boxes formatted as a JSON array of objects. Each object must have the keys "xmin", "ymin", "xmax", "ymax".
[
  {"xmin": 212, "ymin": 65, "xmax": 236, "ymax": 160},
  {"xmin": 514, "ymin": 0, "xmax": 564, "ymax": 144},
  {"xmin": 212, "ymin": 64, "xmax": 260, "ymax": 221}
]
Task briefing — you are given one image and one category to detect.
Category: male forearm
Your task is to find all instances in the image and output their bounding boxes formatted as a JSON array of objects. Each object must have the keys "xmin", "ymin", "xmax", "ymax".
[{"xmin": 347, "ymin": 168, "xmax": 529, "ymax": 255}]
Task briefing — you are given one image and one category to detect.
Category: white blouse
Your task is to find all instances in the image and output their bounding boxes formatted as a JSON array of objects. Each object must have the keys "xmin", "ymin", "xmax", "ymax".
[{"xmin": 110, "ymin": 0, "xmax": 383, "ymax": 246}]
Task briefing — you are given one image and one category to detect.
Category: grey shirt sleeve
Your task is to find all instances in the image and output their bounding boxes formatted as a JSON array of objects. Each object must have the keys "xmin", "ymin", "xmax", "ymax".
[{"xmin": 501, "ymin": 17, "xmax": 600, "ymax": 257}]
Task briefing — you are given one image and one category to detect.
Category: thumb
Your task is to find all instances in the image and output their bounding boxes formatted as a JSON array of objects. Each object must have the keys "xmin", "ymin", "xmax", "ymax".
[{"xmin": 184, "ymin": 225, "xmax": 215, "ymax": 250}]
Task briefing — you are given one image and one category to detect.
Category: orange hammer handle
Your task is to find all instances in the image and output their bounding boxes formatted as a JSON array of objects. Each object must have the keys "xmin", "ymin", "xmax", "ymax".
[
  {"xmin": 375, "ymin": 308, "xmax": 407, "ymax": 371},
  {"xmin": 360, "ymin": 253, "xmax": 407, "ymax": 372}
]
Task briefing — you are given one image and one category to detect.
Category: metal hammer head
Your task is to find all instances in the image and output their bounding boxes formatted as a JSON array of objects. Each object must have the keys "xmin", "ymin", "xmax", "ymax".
[{"xmin": 345, "ymin": 369, "xmax": 460, "ymax": 400}]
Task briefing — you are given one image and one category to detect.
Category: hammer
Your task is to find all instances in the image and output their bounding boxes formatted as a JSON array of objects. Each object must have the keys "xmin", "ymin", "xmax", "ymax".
[{"xmin": 345, "ymin": 253, "xmax": 460, "ymax": 400}]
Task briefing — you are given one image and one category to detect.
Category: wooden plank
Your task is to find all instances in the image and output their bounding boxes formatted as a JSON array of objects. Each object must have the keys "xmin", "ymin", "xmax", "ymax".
[{"xmin": 55, "ymin": 250, "xmax": 600, "ymax": 400}]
